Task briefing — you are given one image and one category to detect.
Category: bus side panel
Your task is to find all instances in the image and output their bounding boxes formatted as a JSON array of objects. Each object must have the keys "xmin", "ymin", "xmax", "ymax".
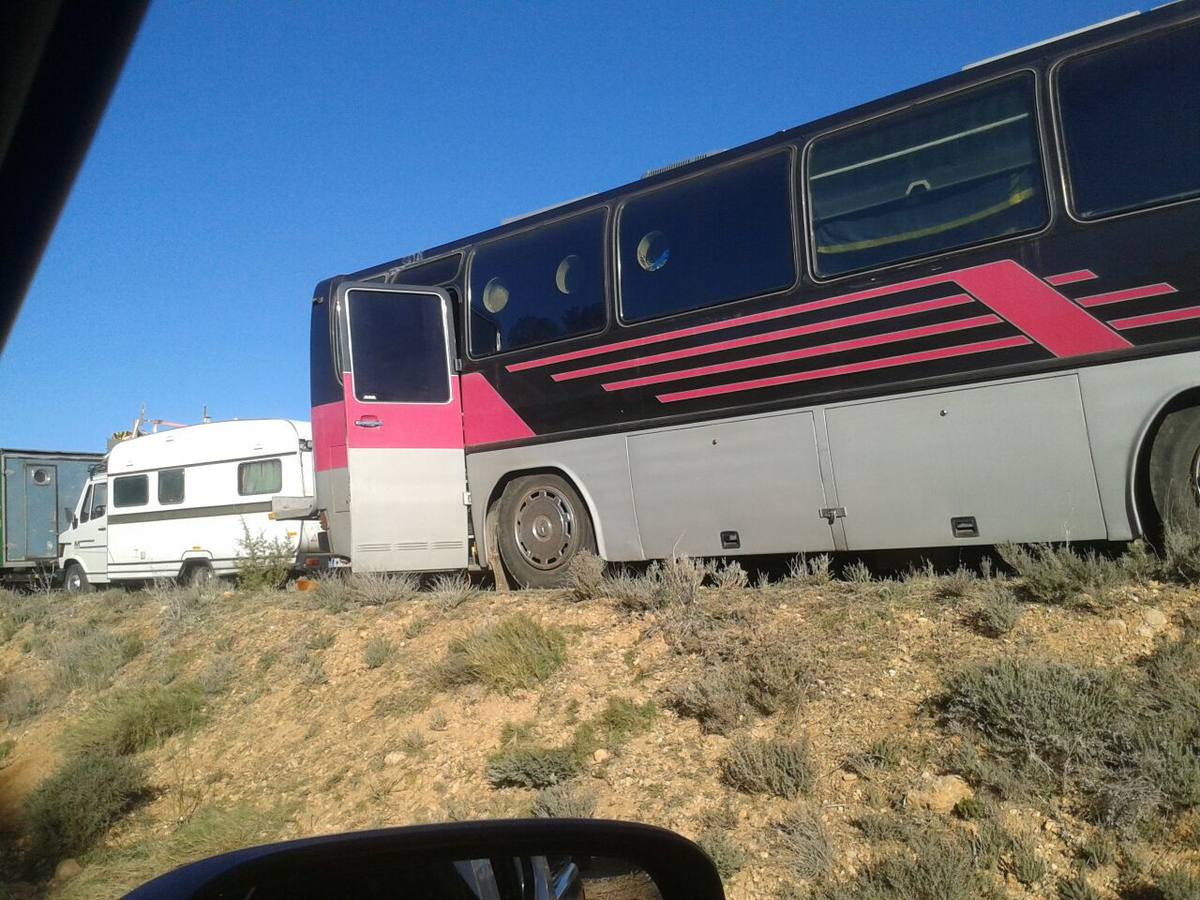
[
  {"xmin": 627, "ymin": 412, "xmax": 835, "ymax": 558},
  {"xmin": 466, "ymin": 434, "xmax": 643, "ymax": 564},
  {"xmin": 316, "ymin": 467, "xmax": 350, "ymax": 558},
  {"xmin": 824, "ymin": 374, "xmax": 1106, "ymax": 549}
]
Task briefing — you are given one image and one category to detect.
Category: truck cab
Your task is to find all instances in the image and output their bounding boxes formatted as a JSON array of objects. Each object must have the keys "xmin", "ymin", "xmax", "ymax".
[{"xmin": 58, "ymin": 472, "xmax": 109, "ymax": 591}]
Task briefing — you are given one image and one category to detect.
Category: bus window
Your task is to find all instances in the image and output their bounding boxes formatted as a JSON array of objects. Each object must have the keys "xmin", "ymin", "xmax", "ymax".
[
  {"xmin": 468, "ymin": 209, "xmax": 606, "ymax": 357},
  {"xmin": 618, "ymin": 151, "xmax": 794, "ymax": 323},
  {"xmin": 112, "ymin": 474, "xmax": 148, "ymax": 508},
  {"xmin": 1058, "ymin": 21, "xmax": 1200, "ymax": 220},
  {"xmin": 808, "ymin": 74, "xmax": 1046, "ymax": 278},
  {"xmin": 348, "ymin": 290, "xmax": 451, "ymax": 403}
]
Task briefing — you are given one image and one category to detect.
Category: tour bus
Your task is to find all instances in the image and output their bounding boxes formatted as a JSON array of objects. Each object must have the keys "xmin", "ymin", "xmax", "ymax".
[
  {"xmin": 306, "ymin": 4, "xmax": 1200, "ymax": 587},
  {"xmin": 58, "ymin": 419, "xmax": 323, "ymax": 591}
]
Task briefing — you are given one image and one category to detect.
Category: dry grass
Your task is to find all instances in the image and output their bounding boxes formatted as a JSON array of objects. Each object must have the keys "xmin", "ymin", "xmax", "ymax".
[
  {"xmin": 61, "ymin": 682, "xmax": 206, "ymax": 756},
  {"xmin": 433, "ymin": 614, "xmax": 565, "ymax": 694}
]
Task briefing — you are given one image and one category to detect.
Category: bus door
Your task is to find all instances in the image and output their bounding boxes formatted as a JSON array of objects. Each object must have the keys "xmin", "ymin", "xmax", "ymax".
[{"xmin": 338, "ymin": 283, "xmax": 468, "ymax": 572}]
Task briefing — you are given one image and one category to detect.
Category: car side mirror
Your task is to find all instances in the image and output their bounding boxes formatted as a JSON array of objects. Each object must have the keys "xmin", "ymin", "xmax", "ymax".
[
  {"xmin": 125, "ymin": 819, "xmax": 725, "ymax": 900},
  {"xmin": 71, "ymin": 513, "xmax": 78, "ymax": 529}
]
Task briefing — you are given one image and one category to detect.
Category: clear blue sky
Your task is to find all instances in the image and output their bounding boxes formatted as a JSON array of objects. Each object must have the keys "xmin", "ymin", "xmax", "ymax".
[{"xmin": 2, "ymin": 0, "xmax": 1137, "ymax": 451}]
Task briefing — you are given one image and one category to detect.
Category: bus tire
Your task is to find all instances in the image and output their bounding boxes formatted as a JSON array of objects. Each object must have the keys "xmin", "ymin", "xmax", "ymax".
[
  {"xmin": 182, "ymin": 560, "xmax": 214, "ymax": 587},
  {"xmin": 1149, "ymin": 405, "xmax": 1200, "ymax": 528},
  {"xmin": 63, "ymin": 562, "xmax": 93, "ymax": 594},
  {"xmin": 495, "ymin": 473, "xmax": 595, "ymax": 589}
]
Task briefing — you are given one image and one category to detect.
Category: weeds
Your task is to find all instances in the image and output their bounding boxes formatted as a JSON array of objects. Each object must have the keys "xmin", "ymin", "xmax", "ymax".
[
  {"xmin": 967, "ymin": 581, "xmax": 1024, "ymax": 637},
  {"xmin": 433, "ymin": 614, "xmax": 565, "ymax": 694},
  {"xmin": 198, "ymin": 653, "xmax": 235, "ymax": 695},
  {"xmin": 777, "ymin": 804, "xmax": 834, "ymax": 879},
  {"xmin": 845, "ymin": 735, "xmax": 904, "ymax": 776},
  {"xmin": 312, "ymin": 575, "xmax": 351, "ymax": 612},
  {"xmin": 234, "ymin": 522, "xmax": 294, "ymax": 591},
  {"xmin": 429, "ymin": 573, "xmax": 479, "ymax": 609},
  {"xmin": 720, "ymin": 735, "xmax": 816, "ymax": 799},
  {"xmin": 997, "ymin": 542, "xmax": 1123, "ymax": 608},
  {"xmin": 349, "ymin": 572, "xmax": 419, "ymax": 606},
  {"xmin": 1005, "ymin": 838, "xmax": 1047, "ymax": 886},
  {"xmin": 785, "ymin": 553, "xmax": 832, "ymax": 586},
  {"xmin": 62, "ymin": 682, "xmax": 206, "ymax": 756},
  {"xmin": 570, "ymin": 698, "xmax": 656, "ymax": 761},
  {"xmin": 822, "ymin": 830, "xmax": 1000, "ymax": 900},
  {"xmin": 667, "ymin": 642, "xmax": 810, "ymax": 734},
  {"xmin": 486, "ymin": 747, "xmax": 579, "ymax": 788},
  {"xmin": 0, "ymin": 675, "xmax": 45, "ymax": 723},
  {"xmin": 363, "ymin": 636, "xmax": 394, "ymax": 669},
  {"xmin": 608, "ymin": 556, "xmax": 708, "ymax": 611},
  {"xmin": 564, "ymin": 552, "xmax": 606, "ymax": 602},
  {"xmin": 1057, "ymin": 872, "xmax": 1101, "ymax": 900},
  {"xmin": 714, "ymin": 560, "xmax": 749, "ymax": 591},
  {"xmin": 49, "ymin": 629, "xmax": 143, "ymax": 693},
  {"xmin": 697, "ymin": 828, "xmax": 745, "ymax": 880},
  {"xmin": 531, "ymin": 781, "xmax": 597, "ymax": 818},
  {"xmin": 24, "ymin": 751, "xmax": 148, "ymax": 870}
]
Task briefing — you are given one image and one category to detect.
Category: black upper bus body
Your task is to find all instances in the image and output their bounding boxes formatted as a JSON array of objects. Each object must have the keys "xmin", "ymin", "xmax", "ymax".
[{"xmin": 311, "ymin": 2, "xmax": 1200, "ymax": 451}]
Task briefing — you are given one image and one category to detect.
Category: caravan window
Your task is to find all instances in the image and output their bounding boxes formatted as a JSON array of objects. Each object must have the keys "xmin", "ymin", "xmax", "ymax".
[
  {"xmin": 112, "ymin": 475, "xmax": 148, "ymax": 508},
  {"xmin": 238, "ymin": 459, "xmax": 282, "ymax": 496},
  {"xmin": 158, "ymin": 468, "xmax": 185, "ymax": 505}
]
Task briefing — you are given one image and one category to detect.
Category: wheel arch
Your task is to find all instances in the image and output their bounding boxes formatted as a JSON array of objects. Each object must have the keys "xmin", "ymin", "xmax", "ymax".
[
  {"xmin": 1130, "ymin": 386, "xmax": 1200, "ymax": 540},
  {"xmin": 481, "ymin": 465, "xmax": 606, "ymax": 566}
]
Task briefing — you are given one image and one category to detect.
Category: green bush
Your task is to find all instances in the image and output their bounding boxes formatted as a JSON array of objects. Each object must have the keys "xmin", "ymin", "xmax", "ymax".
[
  {"xmin": 697, "ymin": 827, "xmax": 746, "ymax": 880},
  {"xmin": 234, "ymin": 522, "xmax": 294, "ymax": 591},
  {"xmin": 24, "ymin": 751, "xmax": 147, "ymax": 868},
  {"xmin": 720, "ymin": 735, "xmax": 816, "ymax": 799},
  {"xmin": 485, "ymin": 747, "xmax": 579, "ymax": 788},
  {"xmin": 62, "ymin": 682, "xmax": 206, "ymax": 756},
  {"xmin": 1057, "ymin": 872, "xmax": 1101, "ymax": 900},
  {"xmin": 434, "ymin": 614, "xmax": 565, "ymax": 694}
]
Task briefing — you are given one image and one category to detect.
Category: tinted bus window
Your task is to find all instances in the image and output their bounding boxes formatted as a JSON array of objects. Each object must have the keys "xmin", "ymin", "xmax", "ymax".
[
  {"xmin": 469, "ymin": 209, "xmax": 606, "ymax": 357},
  {"xmin": 387, "ymin": 254, "xmax": 461, "ymax": 286},
  {"xmin": 1058, "ymin": 22, "xmax": 1200, "ymax": 219},
  {"xmin": 158, "ymin": 468, "xmax": 184, "ymax": 505},
  {"xmin": 808, "ymin": 75, "xmax": 1046, "ymax": 277},
  {"xmin": 619, "ymin": 152, "xmax": 794, "ymax": 322},
  {"xmin": 348, "ymin": 290, "xmax": 450, "ymax": 403},
  {"xmin": 112, "ymin": 475, "xmax": 148, "ymax": 508}
]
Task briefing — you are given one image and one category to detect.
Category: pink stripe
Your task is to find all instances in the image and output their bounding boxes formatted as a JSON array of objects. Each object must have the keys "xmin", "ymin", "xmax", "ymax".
[
  {"xmin": 461, "ymin": 372, "xmax": 535, "ymax": 446},
  {"xmin": 656, "ymin": 336, "xmax": 1032, "ymax": 404},
  {"xmin": 1044, "ymin": 269, "xmax": 1097, "ymax": 286},
  {"xmin": 312, "ymin": 400, "xmax": 347, "ymax": 472},
  {"xmin": 553, "ymin": 294, "xmax": 974, "ymax": 382},
  {"xmin": 1076, "ymin": 283, "xmax": 1177, "ymax": 308},
  {"xmin": 604, "ymin": 315, "xmax": 1000, "ymax": 391},
  {"xmin": 1112, "ymin": 305, "xmax": 1200, "ymax": 330}
]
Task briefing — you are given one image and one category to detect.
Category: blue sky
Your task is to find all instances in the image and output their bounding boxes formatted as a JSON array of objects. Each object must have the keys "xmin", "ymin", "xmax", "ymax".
[{"xmin": 2, "ymin": 0, "xmax": 1136, "ymax": 450}]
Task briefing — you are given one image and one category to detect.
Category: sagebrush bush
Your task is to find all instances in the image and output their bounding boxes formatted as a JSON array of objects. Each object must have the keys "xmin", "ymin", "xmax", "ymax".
[
  {"xmin": 531, "ymin": 781, "xmax": 597, "ymax": 818},
  {"xmin": 608, "ymin": 556, "xmax": 709, "ymax": 611},
  {"xmin": 1057, "ymin": 872, "xmax": 1101, "ymax": 900},
  {"xmin": 570, "ymin": 697, "xmax": 656, "ymax": 761},
  {"xmin": 564, "ymin": 552, "xmax": 606, "ymax": 602},
  {"xmin": 844, "ymin": 735, "xmax": 903, "ymax": 776},
  {"xmin": 49, "ymin": 628, "xmax": 143, "ymax": 694},
  {"xmin": 363, "ymin": 636, "xmax": 394, "ymax": 670},
  {"xmin": 997, "ymin": 543, "xmax": 1124, "ymax": 608},
  {"xmin": 667, "ymin": 667, "xmax": 749, "ymax": 735},
  {"xmin": 62, "ymin": 682, "xmax": 206, "ymax": 756},
  {"xmin": 350, "ymin": 572, "xmax": 419, "ymax": 606},
  {"xmin": 714, "ymin": 560, "xmax": 749, "ymax": 591},
  {"xmin": 778, "ymin": 804, "xmax": 834, "ymax": 879},
  {"xmin": 312, "ymin": 574, "xmax": 351, "ymax": 612},
  {"xmin": 785, "ymin": 553, "xmax": 832, "ymax": 586},
  {"xmin": 24, "ymin": 751, "xmax": 147, "ymax": 868},
  {"xmin": 1162, "ymin": 520, "xmax": 1200, "ymax": 583},
  {"xmin": 0, "ymin": 593, "xmax": 50, "ymax": 642},
  {"xmin": 429, "ymin": 573, "xmax": 479, "ymax": 609},
  {"xmin": 486, "ymin": 747, "xmax": 579, "ymax": 788},
  {"xmin": 434, "ymin": 614, "xmax": 565, "ymax": 693},
  {"xmin": 697, "ymin": 827, "xmax": 745, "ymax": 880},
  {"xmin": 822, "ymin": 831, "xmax": 1000, "ymax": 900},
  {"xmin": 0, "ymin": 676, "xmax": 44, "ymax": 724},
  {"xmin": 235, "ymin": 522, "xmax": 294, "ymax": 591},
  {"xmin": 967, "ymin": 582, "xmax": 1023, "ymax": 637},
  {"xmin": 1156, "ymin": 865, "xmax": 1200, "ymax": 900},
  {"xmin": 720, "ymin": 735, "xmax": 816, "ymax": 799}
]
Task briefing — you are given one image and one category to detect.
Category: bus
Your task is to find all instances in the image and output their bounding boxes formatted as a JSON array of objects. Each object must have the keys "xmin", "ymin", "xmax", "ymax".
[{"xmin": 307, "ymin": 3, "xmax": 1200, "ymax": 587}]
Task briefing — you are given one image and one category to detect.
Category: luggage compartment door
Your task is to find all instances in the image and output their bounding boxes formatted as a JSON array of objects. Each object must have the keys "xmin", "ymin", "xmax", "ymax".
[{"xmin": 340, "ymin": 283, "xmax": 468, "ymax": 572}]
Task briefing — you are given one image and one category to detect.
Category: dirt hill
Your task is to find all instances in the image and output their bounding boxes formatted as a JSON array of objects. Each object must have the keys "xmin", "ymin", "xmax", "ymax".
[{"xmin": 0, "ymin": 550, "xmax": 1197, "ymax": 899}]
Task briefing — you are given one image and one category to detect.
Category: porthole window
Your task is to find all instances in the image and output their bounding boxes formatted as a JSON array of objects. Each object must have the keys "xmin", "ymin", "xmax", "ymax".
[
  {"xmin": 482, "ymin": 277, "xmax": 510, "ymax": 313},
  {"xmin": 636, "ymin": 231, "xmax": 670, "ymax": 272},
  {"xmin": 555, "ymin": 254, "xmax": 581, "ymax": 294},
  {"xmin": 31, "ymin": 468, "xmax": 50, "ymax": 486}
]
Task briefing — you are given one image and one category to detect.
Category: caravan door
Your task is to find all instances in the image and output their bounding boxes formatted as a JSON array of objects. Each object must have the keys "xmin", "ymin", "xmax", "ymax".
[{"xmin": 339, "ymin": 284, "xmax": 467, "ymax": 572}]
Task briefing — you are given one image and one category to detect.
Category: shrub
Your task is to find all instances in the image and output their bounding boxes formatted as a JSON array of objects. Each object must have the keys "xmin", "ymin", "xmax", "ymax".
[
  {"xmin": 845, "ymin": 735, "xmax": 903, "ymax": 776},
  {"xmin": 235, "ymin": 522, "xmax": 294, "ymax": 591},
  {"xmin": 349, "ymin": 571, "xmax": 419, "ymax": 606},
  {"xmin": 720, "ymin": 735, "xmax": 816, "ymax": 799},
  {"xmin": 666, "ymin": 667, "xmax": 749, "ymax": 735},
  {"xmin": 305, "ymin": 629, "xmax": 335, "ymax": 651},
  {"xmin": 842, "ymin": 560, "xmax": 874, "ymax": 584},
  {"xmin": 822, "ymin": 832, "xmax": 1000, "ymax": 900},
  {"xmin": 1077, "ymin": 831, "xmax": 1117, "ymax": 868},
  {"xmin": 62, "ymin": 682, "xmax": 206, "ymax": 756},
  {"xmin": 1162, "ymin": 520, "xmax": 1200, "ymax": 583},
  {"xmin": 531, "ymin": 781, "xmax": 597, "ymax": 818},
  {"xmin": 434, "ymin": 614, "xmax": 565, "ymax": 694},
  {"xmin": 0, "ymin": 676, "xmax": 44, "ymax": 724},
  {"xmin": 609, "ymin": 557, "xmax": 708, "ymax": 611},
  {"xmin": 777, "ymin": 804, "xmax": 834, "ymax": 879},
  {"xmin": 1005, "ymin": 838, "xmax": 1047, "ymax": 886},
  {"xmin": 785, "ymin": 553, "xmax": 832, "ymax": 586},
  {"xmin": 714, "ymin": 560, "xmax": 749, "ymax": 591},
  {"xmin": 967, "ymin": 582, "xmax": 1023, "ymax": 637},
  {"xmin": 429, "ymin": 573, "xmax": 479, "ymax": 609},
  {"xmin": 50, "ymin": 629, "xmax": 143, "ymax": 693},
  {"xmin": 312, "ymin": 575, "xmax": 351, "ymax": 612},
  {"xmin": 1156, "ymin": 866, "xmax": 1200, "ymax": 900},
  {"xmin": 564, "ymin": 552, "xmax": 606, "ymax": 602},
  {"xmin": 1057, "ymin": 872, "xmax": 1101, "ymax": 900},
  {"xmin": 570, "ymin": 697, "xmax": 656, "ymax": 761},
  {"xmin": 24, "ymin": 751, "xmax": 147, "ymax": 868},
  {"xmin": 0, "ymin": 593, "xmax": 50, "ymax": 642},
  {"xmin": 744, "ymin": 643, "xmax": 811, "ymax": 716},
  {"xmin": 363, "ymin": 636, "xmax": 394, "ymax": 670},
  {"xmin": 486, "ymin": 747, "xmax": 579, "ymax": 788},
  {"xmin": 697, "ymin": 828, "xmax": 745, "ymax": 880},
  {"xmin": 198, "ymin": 653, "xmax": 235, "ymax": 695},
  {"xmin": 997, "ymin": 542, "xmax": 1123, "ymax": 608}
]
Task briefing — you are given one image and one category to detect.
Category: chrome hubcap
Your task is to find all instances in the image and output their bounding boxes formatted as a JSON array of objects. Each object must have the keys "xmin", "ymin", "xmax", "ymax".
[
  {"xmin": 513, "ymin": 487, "xmax": 576, "ymax": 570},
  {"xmin": 67, "ymin": 571, "xmax": 81, "ymax": 591}
]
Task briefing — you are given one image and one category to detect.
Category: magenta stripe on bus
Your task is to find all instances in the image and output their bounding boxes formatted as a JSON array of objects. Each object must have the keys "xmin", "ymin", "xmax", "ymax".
[
  {"xmin": 551, "ymin": 294, "xmax": 974, "ymax": 382},
  {"xmin": 603, "ymin": 314, "xmax": 1001, "ymax": 392},
  {"xmin": 655, "ymin": 335, "xmax": 1032, "ymax": 404},
  {"xmin": 1076, "ymin": 283, "xmax": 1177, "ymax": 307},
  {"xmin": 1044, "ymin": 269, "xmax": 1097, "ymax": 286},
  {"xmin": 1110, "ymin": 305, "xmax": 1200, "ymax": 330}
]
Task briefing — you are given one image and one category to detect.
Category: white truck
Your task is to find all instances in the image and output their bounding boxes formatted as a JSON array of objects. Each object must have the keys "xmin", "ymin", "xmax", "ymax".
[{"xmin": 58, "ymin": 419, "xmax": 324, "ymax": 591}]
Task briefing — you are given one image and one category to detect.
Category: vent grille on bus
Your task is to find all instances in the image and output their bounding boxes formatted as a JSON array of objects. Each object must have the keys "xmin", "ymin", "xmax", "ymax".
[{"xmin": 642, "ymin": 150, "xmax": 726, "ymax": 179}]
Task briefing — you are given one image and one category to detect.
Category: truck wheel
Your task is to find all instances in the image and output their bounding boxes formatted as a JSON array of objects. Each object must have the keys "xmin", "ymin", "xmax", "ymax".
[
  {"xmin": 495, "ymin": 474, "xmax": 595, "ymax": 589},
  {"xmin": 1149, "ymin": 405, "xmax": 1200, "ymax": 528},
  {"xmin": 63, "ymin": 562, "xmax": 93, "ymax": 594},
  {"xmin": 182, "ymin": 561, "xmax": 214, "ymax": 587}
]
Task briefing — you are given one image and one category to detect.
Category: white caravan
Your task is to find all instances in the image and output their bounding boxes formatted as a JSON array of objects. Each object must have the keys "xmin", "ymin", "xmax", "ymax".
[{"xmin": 58, "ymin": 419, "xmax": 321, "ymax": 591}]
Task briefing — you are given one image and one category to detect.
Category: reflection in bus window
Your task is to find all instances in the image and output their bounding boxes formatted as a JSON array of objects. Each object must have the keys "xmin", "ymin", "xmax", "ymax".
[
  {"xmin": 1059, "ymin": 21, "xmax": 1200, "ymax": 220},
  {"xmin": 469, "ymin": 209, "xmax": 606, "ymax": 357},
  {"xmin": 619, "ymin": 151, "xmax": 794, "ymax": 322},
  {"xmin": 808, "ymin": 74, "xmax": 1046, "ymax": 277}
]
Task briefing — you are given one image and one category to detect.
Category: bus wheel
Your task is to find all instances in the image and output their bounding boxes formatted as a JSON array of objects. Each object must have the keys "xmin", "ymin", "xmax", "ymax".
[
  {"xmin": 63, "ymin": 562, "xmax": 93, "ymax": 594},
  {"xmin": 182, "ymin": 561, "xmax": 214, "ymax": 588},
  {"xmin": 1149, "ymin": 406, "xmax": 1200, "ymax": 528},
  {"xmin": 496, "ymin": 474, "xmax": 595, "ymax": 589}
]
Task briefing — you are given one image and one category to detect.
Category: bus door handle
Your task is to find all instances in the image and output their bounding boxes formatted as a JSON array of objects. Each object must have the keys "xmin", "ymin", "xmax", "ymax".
[{"xmin": 355, "ymin": 416, "xmax": 382, "ymax": 428}]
